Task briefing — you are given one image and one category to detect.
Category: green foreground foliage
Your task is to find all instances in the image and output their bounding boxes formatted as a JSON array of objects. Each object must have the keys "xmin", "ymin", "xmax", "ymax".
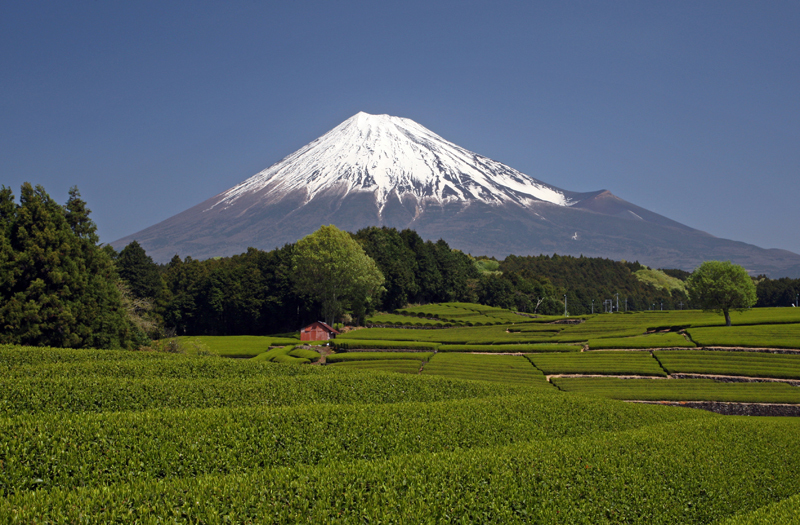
[{"xmin": 1, "ymin": 344, "xmax": 800, "ymax": 523}]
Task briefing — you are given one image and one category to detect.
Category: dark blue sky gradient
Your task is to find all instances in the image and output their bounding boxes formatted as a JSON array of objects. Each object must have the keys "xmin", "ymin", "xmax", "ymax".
[{"xmin": 3, "ymin": 1, "xmax": 799, "ymax": 255}]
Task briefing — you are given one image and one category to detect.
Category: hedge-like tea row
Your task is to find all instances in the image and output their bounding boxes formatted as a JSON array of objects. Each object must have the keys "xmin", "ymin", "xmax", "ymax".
[
  {"xmin": 423, "ymin": 353, "xmax": 549, "ymax": 386},
  {"xmin": 687, "ymin": 323, "xmax": 800, "ymax": 349},
  {"xmin": 720, "ymin": 493, "xmax": 800, "ymax": 524},
  {"xmin": 0, "ymin": 372, "xmax": 530, "ymax": 415},
  {"xmin": 326, "ymin": 352, "xmax": 434, "ymax": 363},
  {"xmin": 366, "ymin": 313, "xmax": 455, "ymax": 327},
  {"xmin": 337, "ymin": 325, "xmax": 559, "ymax": 345},
  {"xmin": 552, "ymin": 377, "xmax": 800, "ymax": 403},
  {"xmin": 327, "ymin": 360, "xmax": 424, "ymax": 374},
  {"xmin": 3, "ymin": 417, "xmax": 799, "ymax": 523},
  {"xmin": 0, "ymin": 345, "xmax": 177, "ymax": 368},
  {"xmin": 588, "ymin": 332, "xmax": 695, "ymax": 349},
  {"xmin": 655, "ymin": 350, "xmax": 800, "ymax": 379},
  {"xmin": 0, "ymin": 392, "xmax": 704, "ymax": 495},
  {"xmin": 2, "ymin": 356, "xmax": 312, "ymax": 381},
  {"xmin": 272, "ymin": 354, "xmax": 310, "ymax": 364},
  {"xmin": 288, "ymin": 348, "xmax": 321, "ymax": 362},
  {"xmin": 437, "ymin": 343, "xmax": 581, "ymax": 352},
  {"xmin": 529, "ymin": 351, "xmax": 668, "ymax": 377},
  {"xmin": 331, "ymin": 340, "xmax": 440, "ymax": 351}
]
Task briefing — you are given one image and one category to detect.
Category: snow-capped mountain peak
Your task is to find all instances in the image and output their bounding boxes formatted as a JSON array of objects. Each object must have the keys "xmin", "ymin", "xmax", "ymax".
[{"xmin": 212, "ymin": 112, "xmax": 573, "ymax": 213}]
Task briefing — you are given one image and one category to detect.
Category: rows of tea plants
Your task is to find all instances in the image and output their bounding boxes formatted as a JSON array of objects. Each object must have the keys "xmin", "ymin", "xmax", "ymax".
[
  {"xmin": 337, "ymin": 324, "xmax": 558, "ymax": 344},
  {"xmin": 397, "ymin": 302, "xmax": 544, "ymax": 325},
  {"xmin": 164, "ymin": 335, "xmax": 300, "ymax": 357},
  {"xmin": 721, "ymin": 493, "xmax": 800, "ymax": 524},
  {"xmin": 587, "ymin": 332, "xmax": 694, "ymax": 349},
  {"xmin": 4, "ymin": 343, "xmax": 800, "ymax": 522},
  {"xmin": 3, "ymin": 415, "xmax": 799, "ymax": 523},
  {"xmin": 8, "ymin": 391, "xmax": 691, "ymax": 495},
  {"xmin": 1, "ymin": 352, "xmax": 530, "ymax": 415},
  {"xmin": 437, "ymin": 343, "xmax": 580, "ymax": 352},
  {"xmin": 655, "ymin": 350, "xmax": 800, "ymax": 379},
  {"xmin": 365, "ymin": 313, "xmax": 453, "ymax": 327},
  {"xmin": 422, "ymin": 353, "xmax": 549, "ymax": 386},
  {"xmin": 325, "ymin": 351, "xmax": 434, "ymax": 363},
  {"xmin": 529, "ymin": 351, "xmax": 668, "ymax": 377},
  {"xmin": 396, "ymin": 303, "xmax": 505, "ymax": 324},
  {"xmin": 331, "ymin": 339, "xmax": 440, "ymax": 351},
  {"xmin": 552, "ymin": 377, "xmax": 800, "ymax": 403},
  {"xmin": 327, "ymin": 359, "xmax": 424, "ymax": 374},
  {"xmin": 687, "ymin": 323, "xmax": 800, "ymax": 349}
]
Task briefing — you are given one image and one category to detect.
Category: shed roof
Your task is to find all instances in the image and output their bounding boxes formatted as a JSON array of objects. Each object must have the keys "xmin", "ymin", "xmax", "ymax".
[{"xmin": 301, "ymin": 321, "xmax": 340, "ymax": 335}]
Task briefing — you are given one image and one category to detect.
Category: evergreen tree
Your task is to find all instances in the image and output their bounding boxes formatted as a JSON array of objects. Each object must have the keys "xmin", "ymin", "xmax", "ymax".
[
  {"xmin": 354, "ymin": 227, "xmax": 419, "ymax": 311},
  {"xmin": 0, "ymin": 184, "xmax": 141, "ymax": 348},
  {"xmin": 400, "ymin": 229, "xmax": 443, "ymax": 304},
  {"xmin": 117, "ymin": 241, "xmax": 163, "ymax": 300}
]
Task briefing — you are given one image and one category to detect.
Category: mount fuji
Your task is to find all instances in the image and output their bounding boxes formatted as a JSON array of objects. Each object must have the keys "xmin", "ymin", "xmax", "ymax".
[{"xmin": 113, "ymin": 112, "xmax": 800, "ymax": 277}]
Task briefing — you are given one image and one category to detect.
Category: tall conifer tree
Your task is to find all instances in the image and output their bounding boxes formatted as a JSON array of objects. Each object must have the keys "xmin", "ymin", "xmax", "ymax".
[{"xmin": 0, "ymin": 184, "xmax": 142, "ymax": 348}]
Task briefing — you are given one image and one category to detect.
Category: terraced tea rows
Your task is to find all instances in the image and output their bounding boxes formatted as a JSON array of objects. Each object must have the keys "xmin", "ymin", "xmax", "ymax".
[
  {"xmin": 422, "ymin": 353, "xmax": 549, "ymax": 386},
  {"xmin": 4, "ymin": 304, "xmax": 800, "ymax": 522},
  {"xmin": 326, "ymin": 351, "xmax": 434, "ymax": 363},
  {"xmin": 687, "ymin": 323, "xmax": 800, "ymax": 349},
  {"xmin": 327, "ymin": 359, "xmax": 424, "ymax": 374},
  {"xmin": 528, "ymin": 351, "xmax": 668, "ymax": 377},
  {"xmin": 655, "ymin": 350, "xmax": 800, "ymax": 379},
  {"xmin": 3, "ymin": 414, "xmax": 799, "ymax": 523},
  {"xmin": 552, "ymin": 377, "xmax": 800, "ymax": 403},
  {"xmin": 587, "ymin": 332, "xmax": 694, "ymax": 349}
]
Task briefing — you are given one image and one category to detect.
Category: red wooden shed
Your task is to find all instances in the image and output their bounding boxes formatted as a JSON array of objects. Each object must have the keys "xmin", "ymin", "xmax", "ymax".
[{"xmin": 300, "ymin": 321, "xmax": 340, "ymax": 341}]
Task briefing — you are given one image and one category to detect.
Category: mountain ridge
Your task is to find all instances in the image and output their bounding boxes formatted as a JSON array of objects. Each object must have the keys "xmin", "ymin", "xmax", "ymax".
[{"xmin": 112, "ymin": 112, "xmax": 800, "ymax": 277}]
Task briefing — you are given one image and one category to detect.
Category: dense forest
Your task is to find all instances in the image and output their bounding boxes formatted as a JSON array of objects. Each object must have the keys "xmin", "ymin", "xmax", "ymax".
[
  {"xmin": 3, "ymin": 184, "xmax": 798, "ymax": 344},
  {"xmin": 109, "ymin": 229, "xmax": 697, "ymax": 336},
  {"xmin": 112, "ymin": 227, "xmax": 800, "ymax": 337}
]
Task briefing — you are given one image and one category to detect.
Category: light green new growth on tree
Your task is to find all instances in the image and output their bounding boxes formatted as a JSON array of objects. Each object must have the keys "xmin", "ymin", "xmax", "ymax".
[
  {"xmin": 686, "ymin": 261, "xmax": 757, "ymax": 326},
  {"xmin": 292, "ymin": 225, "xmax": 385, "ymax": 326}
]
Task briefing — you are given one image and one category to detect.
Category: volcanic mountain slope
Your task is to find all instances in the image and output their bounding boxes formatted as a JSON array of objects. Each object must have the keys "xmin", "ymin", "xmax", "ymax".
[{"xmin": 113, "ymin": 112, "xmax": 800, "ymax": 277}]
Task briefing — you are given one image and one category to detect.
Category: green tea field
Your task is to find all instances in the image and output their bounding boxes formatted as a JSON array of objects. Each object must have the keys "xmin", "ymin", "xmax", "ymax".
[{"xmin": 3, "ymin": 304, "xmax": 800, "ymax": 522}]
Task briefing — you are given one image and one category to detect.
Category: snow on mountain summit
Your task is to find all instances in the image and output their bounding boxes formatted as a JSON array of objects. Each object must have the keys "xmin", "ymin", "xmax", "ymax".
[{"xmin": 212, "ymin": 112, "xmax": 573, "ymax": 213}]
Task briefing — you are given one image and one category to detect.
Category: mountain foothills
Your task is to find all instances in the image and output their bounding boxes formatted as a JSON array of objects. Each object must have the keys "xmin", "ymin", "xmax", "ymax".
[{"xmin": 113, "ymin": 112, "xmax": 800, "ymax": 277}]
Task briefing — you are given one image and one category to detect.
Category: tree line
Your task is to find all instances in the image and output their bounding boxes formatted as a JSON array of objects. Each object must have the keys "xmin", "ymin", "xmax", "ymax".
[
  {"xmin": 3, "ymin": 184, "xmax": 797, "ymax": 347},
  {"xmin": 110, "ymin": 228, "xmax": 800, "ymax": 336}
]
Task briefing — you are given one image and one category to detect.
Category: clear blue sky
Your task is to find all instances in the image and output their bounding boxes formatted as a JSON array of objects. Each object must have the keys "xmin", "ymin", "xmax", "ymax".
[{"xmin": 3, "ymin": 1, "xmax": 799, "ymax": 255}]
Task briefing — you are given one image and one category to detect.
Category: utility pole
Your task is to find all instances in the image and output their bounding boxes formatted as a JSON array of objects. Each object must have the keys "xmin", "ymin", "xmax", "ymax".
[
  {"xmin": 660, "ymin": 302, "xmax": 663, "ymax": 311},
  {"xmin": 616, "ymin": 293, "xmax": 619, "ymax": 313},
  {"xmin": 591, "ymin": 299, "xmax": 594, "ymax": 314},
  {"xmin": 564, "ymin": 294, "xmax": 568, "ymax": 317},
  {"xmin": 625, "ymin": 298, "xmax": 627, "ymax": 312}
]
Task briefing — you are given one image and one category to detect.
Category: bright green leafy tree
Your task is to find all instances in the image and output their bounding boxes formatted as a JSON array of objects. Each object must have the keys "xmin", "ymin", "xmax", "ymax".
[
  {"xmin": 686, "ymin": 260, "xmax": 757, "ymax": 326},
  {"xmin": 293, "ymin": 225, "xmax": 384, "ymax": 326}
]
